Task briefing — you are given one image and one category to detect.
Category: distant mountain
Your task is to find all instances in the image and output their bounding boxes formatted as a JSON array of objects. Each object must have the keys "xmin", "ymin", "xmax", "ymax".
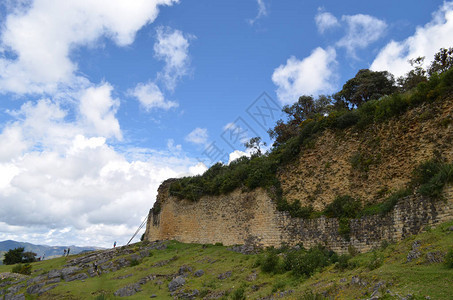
[{"xmin": 0, "ymin": 240, "xmax": 104, "ymax": 263}]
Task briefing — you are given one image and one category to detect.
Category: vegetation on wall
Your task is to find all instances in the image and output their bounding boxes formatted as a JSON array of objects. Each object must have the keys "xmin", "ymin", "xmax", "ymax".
[{"xmin": 168, "ymin": 48, "xmax": 453, "ymax": 219}]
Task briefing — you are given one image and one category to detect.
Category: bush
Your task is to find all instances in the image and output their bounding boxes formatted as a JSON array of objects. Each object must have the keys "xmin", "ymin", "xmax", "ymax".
[
  {"xmin": 3, "ymin": 247, "xmax": 36, "ymax": 265},
  {"xmin": 231, "ymin": 286, "xmax": 245, "ymax": 300},
  {"xmin": 129, "ymin": 259, "xmax": 140, "ymax": 267},
  {"xmin": 445, "ymin": 249, "xmax": 453, "ymax": 268},
  {"xmin": 259, "ymin": 249, "xmax": 281, "ymax": 274},
  {"xmin": 324, "ymin": 195, "xmax": 361, "ymax": 219},
  {"xmin": 12, "ymin": 263, "xmax": 32, "ymax": 275},
  {"xmin": 284, "ymin": 246, "xmax": 333, "ymax": 277},
  {"xmin": 367, "ymin": 251, "xmax": 384, "ymax": 270},
  {"xmin": 335, "ymin": 254, "xmax": 356, "ymax": 270},
  {"xmin": 412, "ymin": 160, "xmax": 453, "ymax": 199}
]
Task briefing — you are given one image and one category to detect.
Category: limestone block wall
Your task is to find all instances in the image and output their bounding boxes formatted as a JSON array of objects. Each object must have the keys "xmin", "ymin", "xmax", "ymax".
[{"xmin": 144, "ymin": 183, "xmax": 453, "ymax": 253}]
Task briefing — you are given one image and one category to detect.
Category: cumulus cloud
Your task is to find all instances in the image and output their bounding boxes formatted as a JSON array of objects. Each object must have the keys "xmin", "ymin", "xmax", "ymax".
[
  {"xmin": 130, "ymin": 82, "xmax": 178, "ymax": 111},
  {"xmin": 371, "ymin": 2, "xmax": 453, "ymax": 77},
  {"xmin": 336, "ymin": 14, "xmax": 387, "ymax": 57},
  {"xmin": 315, "ymin": 11, "xmax": 339, "ymax": 33},
  {"xmin": 271, "ymin": 47, "xmax": 337, "ymax": 104},
  {"xmin": 0, "ymin": 0, "xmax": 179, "ymax": 94},
  {"xmin": 154, "ymin": 26, "xmax": 193, "ymax": 91},
  {"xmin": 0, "ymin": 100, "xmax": 204, "ymax": 247},
  {"xmin": 79, "ymin": 83, "xmax": 122, "ymax": 140},
  {"xmin": 248, "ymin": 0, "xmax": 268, "ymax": 25},
  {"xmin": 185, "ymin": 127, "xmax": 208, "ymax": 145}
]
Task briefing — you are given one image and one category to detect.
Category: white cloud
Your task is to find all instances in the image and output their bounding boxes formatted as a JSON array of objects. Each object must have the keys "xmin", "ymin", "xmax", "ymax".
[
  {"xmin": 154, "ymin": 26, "xmax": 193, "ymax": 91},
  {"xmin": 130, "ymin": 82, "xmax": 178, "ymax": 111},
  {"xmin": 0, "ymin": 0, "xmax": 179, "ymax": 94},
  {"xmin": 249, "ymin": 0, "xmax": 268, "ymax": 25},
  {"xmin": 336, "ymin": 14, "xmax": 387, "ymax": 57},
  {"xmin": 315, "ymin": 11, "xmax": 339, "ymax": 34},
  {"xmin": 272, "ymin": 47, "xmax": 337, "ymax": 104},
  {"xmin": 371, "ymin": 2, "xmax": 453, "ymax": 77},
  {"xmin": 79, "ymin": 83, "xmax": 122, "ymax": 140},
  {"xmin": 185, "ymin": 127, "xmax": 208, "ymax": 145}
]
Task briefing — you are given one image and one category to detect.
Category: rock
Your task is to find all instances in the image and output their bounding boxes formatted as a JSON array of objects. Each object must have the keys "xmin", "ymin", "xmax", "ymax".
[
  {"xmin": 114, "ymin": 283, "xmax": 142, "ymax": 297},
  {"xmin": 4, "ymin": 293, "xmax": 25, "ymax": 300},
  {"xmin": 47, "ymin": 269, "xmax": 62, "ymax": 279},
  {"xmin": 339, "ymin": 278, "xmax": 347, "ymax": 283},
  {"xmin": 65, "ymin": 272, "xmax": 88, "ymax": 282},
  {"xmin": 178, "ymin": 265, "xmax": 193, "ymax": 276},
  {"xmin": 115, "ymin": 273, "xmax": 134, "ymax": 280},
  {"xmin": 406, "ymin": 240, "xmax": 422, "ymax": 263},
  {"xmin": 26, "ymin": 274, "xmax": 46, "ymax": 285},
  {"xmin": 7, "ymin": 284, "xmax": 25, "ymax": 295},
  {"xmin": 150, "ymin": 295, "xmax": 157, "ymax": 298},
  {"xmin": 45, "ymin": 277, "xmax": 61, "ymax": 285},
  {"xmin": 168, "ymin": 276, "xmax": 185, "ymax": 292},
  {"xmin": 448, "ymin": 226, "xmax": 453, "ymax": 231},
  {"xmin": 172, "ymin": 289, "xmax": 199, "ymax": 299},
  {"xmin": 426, "ymin": 251, "xmax": 445, "ymax": 263},
  {"xmin": 194, "ymin": 269, "xmax": 204, "ymax": 277},
  {"xmin": 217, "ymin": 271, "xmax": 232, "ymax": 280},
  {"xmin": 38, "ymin": 284, "xmax": 58, "ymax": 296},
  {"xmin": 26, "ymin": 283, "xmax": 44, "ymax": 294},
  {"xmin": 60, "ymin": 266, "xmax": 80, "ymax": 279},
  {"xmin": 246, "ymin": 272, "xmax": 257, "ymax": 281}
]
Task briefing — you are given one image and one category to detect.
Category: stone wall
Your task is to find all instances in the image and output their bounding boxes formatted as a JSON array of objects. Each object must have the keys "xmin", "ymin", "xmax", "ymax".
[{"xmin": 144, "ymin": 183, "xmax": 453, "ymax": 253}]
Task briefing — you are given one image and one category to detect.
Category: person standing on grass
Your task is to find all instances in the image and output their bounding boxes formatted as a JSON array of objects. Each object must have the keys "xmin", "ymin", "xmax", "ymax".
[
  {"xmin": 114, "ymin": 241, "xmax": 116, "ymax": 248},
  {"xmin": 67, "ymin": 247, "xmax": 70, "ymax": 256}
]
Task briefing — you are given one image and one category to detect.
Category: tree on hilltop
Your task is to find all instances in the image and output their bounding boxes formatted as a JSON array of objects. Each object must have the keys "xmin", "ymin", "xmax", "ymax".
[{"xmin": 3, "ymin": 247, "xmax": 37, "ymax": 265}]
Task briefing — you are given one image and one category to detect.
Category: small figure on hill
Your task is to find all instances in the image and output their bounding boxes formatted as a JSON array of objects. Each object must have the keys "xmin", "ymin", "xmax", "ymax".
[
  {"xmin": 93, "ymin": 261, "xmax": 99, "ymax": 276},
  {"xmin": 67, "ymin": 248, "xmax": 70, "ymax": 256},
  {"xmin": 113, "ymin": 241, "xmax": 116, "ymax": 248},
  {"xmin": 63, "ymin": 249, "xmax": 66, "ymax": 256},
  {"xmin": 42, "ymin": 254, "xmax": 45, "ymax": 260}
]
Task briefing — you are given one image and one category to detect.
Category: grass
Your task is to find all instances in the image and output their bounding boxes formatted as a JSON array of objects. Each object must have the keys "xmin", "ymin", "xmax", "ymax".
[{"xmin": 1, "ymin": 220, "xmax": 453, "ymax": 299}]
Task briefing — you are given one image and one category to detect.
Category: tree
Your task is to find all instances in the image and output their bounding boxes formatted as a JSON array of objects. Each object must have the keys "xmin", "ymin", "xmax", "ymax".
[
  {"xmin": 244, "ymin": 137, "xmax": 267, "ymax": 156},
  {"xmin": 3, "ymin": 247, "xmax": 37, "ymax": 265},
  {"xmin": 397, "ymin": 57, "xmax": 427, "ymax": 92},
  {"xmin": 428, "ymin": 47, "xmax": 453, "ymax": 76},
  {"xmin": 335, "ymin": 69, "xmax": 396, "ymax": 108},
  {"xmin": 268, "ymin": 95, "xmax": 332, "ymax": 146}
]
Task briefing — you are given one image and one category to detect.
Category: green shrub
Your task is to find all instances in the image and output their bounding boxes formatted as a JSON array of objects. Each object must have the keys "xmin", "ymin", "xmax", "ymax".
[
  {"xmin": 324, "ymin": 195, "xmax": 361, "ymax": 219},
  {"xmin": 284, "ymin": 246, "xmax": 333, "ymax": 277},
  {"xmin": 335, "ymin": 254, "xmax": 356, "ymax": 270},
  {"xmin": 272, "ymin": 281, "xmax": 287, "ymax": 292},
  {"xmin": 367, "ymin": 251, "xmax": 384, "ymax": 270},
  {"xmin": 445, "ymin": 249, "xmax": 453, "ymax": 268},
  {"xmin": 12, "ymin": 263, "xmax": 32, "ymax": 275},
  {"xmin": 412, "ymin": 160, "xmax": 453, "ymax": 199},
  {"xmin": 129, "ymin": 259, "xmax": 140, "ymax": 267},
  {"xmin": 259, "ymin": 250, "xmax": 281, "ymax": 274},
  {"xmin": 338, "ymin": 217, "xmax": 351, "ymax": 240},
  {"xmin": 374, "ymin": 94, "xmax": 408, "ymax": 121},
  {"xmin": 230, "ymin": 287, "xmax": 245, "ymax": 300}
]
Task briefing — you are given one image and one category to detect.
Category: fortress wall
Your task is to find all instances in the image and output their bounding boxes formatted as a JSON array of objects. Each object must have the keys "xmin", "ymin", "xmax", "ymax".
[{"xmin": 145, "ymin": 184, "xmax": 453, "ymax": 253}]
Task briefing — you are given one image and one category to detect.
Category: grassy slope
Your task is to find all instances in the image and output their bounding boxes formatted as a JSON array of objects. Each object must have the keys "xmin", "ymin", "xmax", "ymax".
[{"xmin": 1, "ymin": 221, "xmax": 452, "ymax": 299}]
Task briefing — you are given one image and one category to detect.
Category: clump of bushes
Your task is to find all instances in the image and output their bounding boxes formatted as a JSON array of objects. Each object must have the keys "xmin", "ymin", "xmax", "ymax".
[
  {"xmin": 445, "ymin": 249, "xmax": 453, "ymax": 268},
  {"xmin": 283, "ymin": 245, "xmax": 337, "ymax": 277},
  {"xmin": 411, "ymin": 159, "xmax": 453, "ymax": 199},
  {"xmin": 12, "ymin": 263, "xmax": 32, "ymax": 275}
]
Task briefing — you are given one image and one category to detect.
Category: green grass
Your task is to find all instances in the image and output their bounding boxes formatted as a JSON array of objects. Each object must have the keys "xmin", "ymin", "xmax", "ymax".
[{"xmin": 1, "ymin": 221, "xmax": 453, "ymax": 299}]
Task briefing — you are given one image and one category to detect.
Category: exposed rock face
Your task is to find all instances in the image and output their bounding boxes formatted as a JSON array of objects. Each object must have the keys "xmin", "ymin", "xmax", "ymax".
[{"xmin": 144, "ymin": 100, "xmax": 453, "ymax": 253}]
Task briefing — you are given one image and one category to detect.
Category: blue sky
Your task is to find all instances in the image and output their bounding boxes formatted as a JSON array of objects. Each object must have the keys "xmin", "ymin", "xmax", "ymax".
[{"xmin": 0, "ymin": 0, "xmax": 451, "ymax": 247}]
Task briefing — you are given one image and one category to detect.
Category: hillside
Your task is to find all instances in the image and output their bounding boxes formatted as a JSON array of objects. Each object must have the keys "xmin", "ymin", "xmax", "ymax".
[
  {"xmin": 0, "ymin": 220, "xmax": 452, "ymax": 299},
  {"xmin": 0, "ymin": 241, "xmax": 103, "ymax": 263}
]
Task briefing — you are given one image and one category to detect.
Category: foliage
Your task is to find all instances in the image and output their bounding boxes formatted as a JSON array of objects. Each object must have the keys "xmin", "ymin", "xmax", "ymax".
[
  {"xmin": 335, "ymin": 254, "xmax": 356, "ymax": 270},
  {"xmin": 276, "ymin": 199, "xmax": 313, "ymax": 218},
  {"xmin": 412, "ymin": 160, "xmax": 453, "ymax": 199},
  {"xmin": 427, "ymin": 47, "xmax": 453, "ymax": 76},
  {"xmin": 445, "ymin": 249, "xmax": 453, "ymax": 268},
  {"xmin": 334, "ymin": 69, "xmax": 396, "ymax": 108},
  {"xmin": 367, "ymin": 251, "xmax": 384, "ymax": 270},
  {"xmin": 3, "ymin": 247, "xmax": 37, "ymax": 265},
  {"xmin": 350, "ymin": 151, "xmax": 380, "ymax": 172},
  {"xmin": 230, "ymin": 286, "xmax": 246, "ymax": 300},
  {"xmin": 324, "ymin": 195, "xmax": 361, "ymax": 219},
  {"xmin": 257, "ymin": 249, "xmax": 282, "ymax": 274},
  {"xmin": 11, "ymin": 263, "xmax": 32, "ymax": 275},
  {"xmin": 284, "ymin": 245, "xmax": 335, "ymax": 277},
  {"xmin": 361, "ymin": 189, "xmax": 411, "ymax": 216},
  {"xmin": 244, "ymin": 137, "xmax": 267, "ymax": 156}
]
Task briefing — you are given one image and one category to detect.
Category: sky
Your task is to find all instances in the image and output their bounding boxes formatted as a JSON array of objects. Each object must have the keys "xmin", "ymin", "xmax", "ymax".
[{"xmin": 0, "ymin": 0, "xmax": 452, "ymax": 248}]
